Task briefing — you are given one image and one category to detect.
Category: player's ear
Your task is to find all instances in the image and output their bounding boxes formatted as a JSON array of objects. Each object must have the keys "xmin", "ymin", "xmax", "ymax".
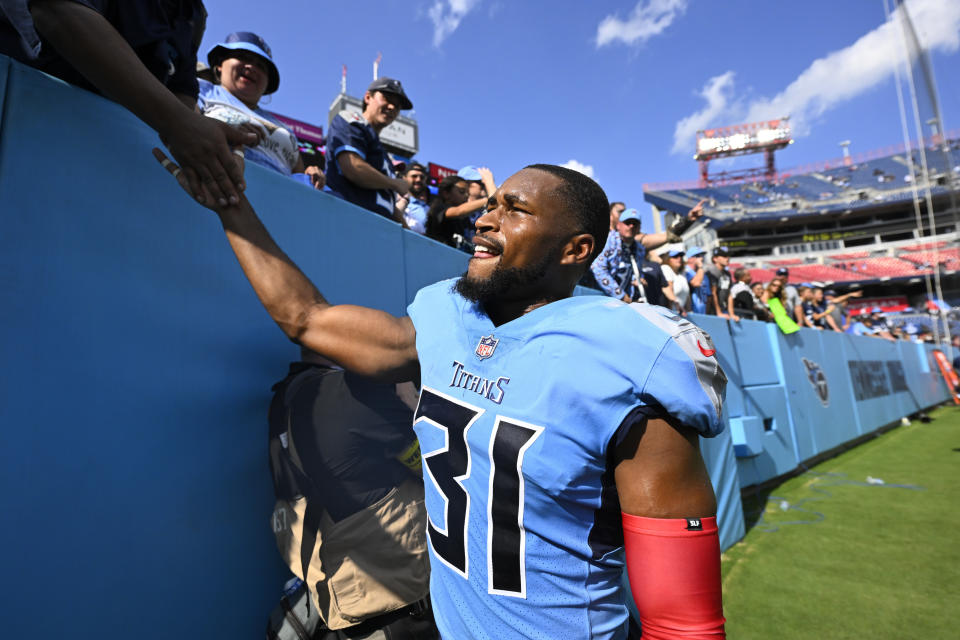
[{"xmin": 560, "ymin": 233, "xmax": 595, "ymax": 266}]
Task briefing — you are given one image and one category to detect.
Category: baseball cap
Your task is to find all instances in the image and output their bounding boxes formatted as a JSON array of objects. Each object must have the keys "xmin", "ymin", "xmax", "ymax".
[
  {"xmin": 686, "ymin": 245, "xmax": 706, "ymax": 257},
  {"xmin": 870, "ymin": 306, "xmax": 884, "ymax": 314},
  {"xmin": 620, "ymin": 208, "xmax": 641, "ymax": 224},
  {"xmin": 824, "ymin": 289, "xmax": 837, "ymax": 297},
  {"xmin": 667, "ymin": 248, "xmax": 685, "ymax": 258},
  {"xmin": 208, "ymin": 32, "xmax": 280, "ymax": 94},
  {"xmin": 457, "ymin": 165, "xmax": 482, "ymax": 181},
  {"xmin": 776, "ymin": 267, "xmax": 789, "ymax": 276},
  {"xmin": 713, "ymin": 246, "xmax": 729, "ymax": 256},
  {"xmin": 403, "ymin": 162, "xmax": 427, "ymax": 175},
  {"xmin": 367, "ymin": 77, "xmax": 413, "ymax": 110}
]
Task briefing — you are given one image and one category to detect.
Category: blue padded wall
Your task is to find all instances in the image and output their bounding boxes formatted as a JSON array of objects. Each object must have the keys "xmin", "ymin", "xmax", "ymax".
[
  {"xmin": 700, "ymin": 427, "xmax": 746, "ymax": 551},
  {"xmin": 694, "ymin": 314, "xmax": 951, "ymax": 491},
  {"xmin": 0, "ymin": 59, "xmax": 477, "ymax": 638}
]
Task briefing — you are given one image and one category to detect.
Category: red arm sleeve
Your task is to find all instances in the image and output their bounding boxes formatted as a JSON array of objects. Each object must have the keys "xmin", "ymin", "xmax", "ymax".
[{"xmin": 622, "ymin": 513, "xmax": 726, "ymax": 639}]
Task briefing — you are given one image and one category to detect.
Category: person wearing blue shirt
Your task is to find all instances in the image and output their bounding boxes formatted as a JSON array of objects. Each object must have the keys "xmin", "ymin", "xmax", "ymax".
[
  {"xmin": 590, "ymin": 209, "xmax": 647, "ymax": 301},
  {"xmin": 199, "ymin": 32, "xmax": 323, "ymax": 189},
  {"xmin": 684, "ymin": 246, "xmax": 708, "ymax": 314},
  {"xmin": 396, "ymin": 162, "xmax": 432, "ymax": 234},
  {"xmin": 155, "ymin": 157, "xmax": 729, "ymax": 639},
  {"xmin": 592, "ymin": 202, "xmax": 706, "ymax": 301},
  {"xmin": 325, "ymin": 77, "xmax": 413, "ymax": 221}
]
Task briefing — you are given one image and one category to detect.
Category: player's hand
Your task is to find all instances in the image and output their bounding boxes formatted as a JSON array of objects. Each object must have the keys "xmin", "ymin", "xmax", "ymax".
[
  {"xmin": 622, "ymin": 294, "xmax": 633, "ymax": 303},
  {"xmin": 152, "ymin": 146, "xmax": 239, "ymax": 213},
  {"xmin": 687, "ymin": 199, "xmax": 706, "ymax": 221},
  {"xmin": 851, "ymin": 290, "xmax": 863, "ymax": 298},
  {"xmin": 391, "ymin": 177, "xmax": 411, "ymax": 196},
  {"xmin": 304, "ymin": 165, "xmax": 325, "ymax": 190},
  {"xmin": 161, "ymin": 113, "xmax": 258, "ymax": 207}
]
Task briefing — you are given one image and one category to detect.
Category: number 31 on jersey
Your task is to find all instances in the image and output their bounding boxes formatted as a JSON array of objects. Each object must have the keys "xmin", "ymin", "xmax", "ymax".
[{"xmin": 414, "ymin": 387, "xmax": 543, "ymax": 598}]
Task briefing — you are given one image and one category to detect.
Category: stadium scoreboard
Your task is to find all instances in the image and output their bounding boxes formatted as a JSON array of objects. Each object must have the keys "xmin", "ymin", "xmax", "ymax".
[{"xmin": 695, "ymin": 118, "xmax": 793, "ymax": 161}]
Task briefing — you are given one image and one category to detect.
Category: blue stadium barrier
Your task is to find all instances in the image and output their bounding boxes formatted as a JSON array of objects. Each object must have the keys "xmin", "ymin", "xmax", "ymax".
[
  {"xmin": 0, "ymin": 57, "xmax": 952, "ymax": 637},
  {"xmin": 0, "ymin": 59, "xmax": 470, "ymax": 638},
  {"xmin": 691, "ymin": 312, "xmax": 953, "ymax": 491}
]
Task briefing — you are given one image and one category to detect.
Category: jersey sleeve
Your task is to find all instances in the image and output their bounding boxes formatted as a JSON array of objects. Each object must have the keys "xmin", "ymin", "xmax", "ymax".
[
  {"xmin": 328, "ymin": 113, "xmax": 371, "ymax": 162},
  {"xmin": 627, "ymin": 306, "xmax": 726, "ymax": 437}
]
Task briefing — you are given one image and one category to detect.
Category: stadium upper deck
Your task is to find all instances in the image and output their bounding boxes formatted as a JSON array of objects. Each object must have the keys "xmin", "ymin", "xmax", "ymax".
[{"xmin": 643, "ymin": 136, "xmax": 960, "ymax": 258}]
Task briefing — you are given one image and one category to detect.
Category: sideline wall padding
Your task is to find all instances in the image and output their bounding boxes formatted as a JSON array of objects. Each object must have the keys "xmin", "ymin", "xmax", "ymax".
[
  {"xmin": 699, "ymin": 309, "xmax": 951, "ymax": 491},
  {"xmin": 0, "ymin": 59, "xmax": 477, "ymax": 638},
  {"xmin": 700, "ymin": 426, "xmax": 746, "ymax": 551}
]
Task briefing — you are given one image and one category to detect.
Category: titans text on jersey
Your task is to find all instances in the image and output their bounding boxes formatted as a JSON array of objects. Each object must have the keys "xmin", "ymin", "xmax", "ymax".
[{"xmin": 449, "ymin": 360, "xmax": 510, "ymax": 404}]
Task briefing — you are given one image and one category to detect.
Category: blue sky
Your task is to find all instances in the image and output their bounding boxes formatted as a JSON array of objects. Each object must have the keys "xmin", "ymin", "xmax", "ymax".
[{"xmin": 199, "ymin": 0, "xmax": 960, "ymax": 229}]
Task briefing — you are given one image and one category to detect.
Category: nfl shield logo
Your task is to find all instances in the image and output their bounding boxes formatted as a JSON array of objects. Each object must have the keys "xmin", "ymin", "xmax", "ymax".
[{"xmin": 475, "ymin": 335, "xmax": 499, "ymax": 360}]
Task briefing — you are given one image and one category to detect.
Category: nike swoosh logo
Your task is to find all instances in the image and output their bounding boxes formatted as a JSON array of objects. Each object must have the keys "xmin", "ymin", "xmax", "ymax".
[{"xmin": 697, "ymin": 340, "xmax": 716, "ymax": 357}]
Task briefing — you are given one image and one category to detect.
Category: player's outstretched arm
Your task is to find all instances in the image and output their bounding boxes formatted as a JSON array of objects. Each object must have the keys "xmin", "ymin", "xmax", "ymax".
[
  {"xmin": 154, "ymin": 149, "xmax": 419, "ymax": 383},
  {"xmin": 615, "ymin": 416, "xmax": 726, "ymax": 639}
]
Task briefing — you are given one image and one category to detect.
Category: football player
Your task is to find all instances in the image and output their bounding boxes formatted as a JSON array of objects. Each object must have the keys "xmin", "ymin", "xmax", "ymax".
[{"xmin": 156, "ymin": 153, "xmax": 728, "ymax": 640}]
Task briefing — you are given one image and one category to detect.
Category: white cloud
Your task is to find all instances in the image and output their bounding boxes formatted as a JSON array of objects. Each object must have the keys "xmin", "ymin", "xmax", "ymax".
[
  {"xmin": 560, "ymin": 159, "xmax": 596, "ymax": 179},
  {"xmin": 671, "ymin": 0, "xmax": 960, "ymax": 153},
  {"xmin": 596, "ymin": 0, "xmax": 688, "ymax": 48},
  {"xmin": 427, "ymin": 0, "xmax": 482, "ymax": 48},
  {"xmin": 671, "ymin": 71, "xmax": 739, "ymax": 154}
]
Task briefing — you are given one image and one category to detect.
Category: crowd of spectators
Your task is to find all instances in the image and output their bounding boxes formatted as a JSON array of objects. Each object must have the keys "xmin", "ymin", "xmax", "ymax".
[
  {"xmin": 579, "ymin": 206, "xmax": 947, "ymax": 343},
  {"xmin": 3, "ymin": 3, "xmax": 948, "ymax": 343}
]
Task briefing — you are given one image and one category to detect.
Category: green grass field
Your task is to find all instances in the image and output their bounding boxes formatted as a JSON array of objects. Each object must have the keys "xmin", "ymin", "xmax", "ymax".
[{"xmin": 720, "ymin": 405, "xmax": 960, "ymax": 639}]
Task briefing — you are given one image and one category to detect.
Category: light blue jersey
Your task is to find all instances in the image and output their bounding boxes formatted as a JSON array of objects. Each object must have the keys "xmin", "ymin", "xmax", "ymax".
[{"xmin": 407, "ymin": 279, "xmax": 726, "ymax": 640}]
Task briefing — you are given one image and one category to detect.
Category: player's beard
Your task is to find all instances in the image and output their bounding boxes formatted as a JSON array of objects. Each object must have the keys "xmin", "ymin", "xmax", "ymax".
[{"xmin": 454, "ymin": 250, "xmax": 555, "ymax": 307}]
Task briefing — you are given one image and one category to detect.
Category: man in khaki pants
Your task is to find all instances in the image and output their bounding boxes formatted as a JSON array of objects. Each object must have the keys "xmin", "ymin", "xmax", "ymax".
[{"xmin": 266, "ymin": 350, "xmax": 438, "ymax": 640}]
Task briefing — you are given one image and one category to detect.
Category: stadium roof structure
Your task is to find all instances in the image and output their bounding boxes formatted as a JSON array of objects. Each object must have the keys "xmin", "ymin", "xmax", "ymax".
[{"xmin": 644, "ymin": 133, "xmax": 960, "ymax": 224}]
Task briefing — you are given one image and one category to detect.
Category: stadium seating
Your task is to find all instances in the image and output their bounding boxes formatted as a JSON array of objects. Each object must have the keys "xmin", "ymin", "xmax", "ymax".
[
  {"xmin": 902, "ymin": 241, "xmax": 947, "ymax": 251},
  {"xmin": 842, "ymin": 257, "xmax": 932, "ymax": 278},
  {"xmin": 899, "ymin": 248, "xmax": 960, "ymax": 269},
  {"xmin": 781, "ymin": 264, "xmax": 870, "ymax": 283},
  {"xmin": 827, "ymin": 251, "xmax": 871, "ymax": 260},
  {"xmin": 748, "ymin": 268, "xmax": 778, "ymax": 284}
]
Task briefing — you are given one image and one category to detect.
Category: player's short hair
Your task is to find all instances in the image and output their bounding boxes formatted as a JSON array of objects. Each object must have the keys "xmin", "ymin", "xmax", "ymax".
[
  {"xmin": 734, "ymin": 267, "xmax": 749, "ymax": 281},
  {"xmin": 524, "ymin": 164, "xmax": 610, "ymax": 261},
  {"xmin": 610, "ymin": 201, "xmax": 625, "ymax": 211}
]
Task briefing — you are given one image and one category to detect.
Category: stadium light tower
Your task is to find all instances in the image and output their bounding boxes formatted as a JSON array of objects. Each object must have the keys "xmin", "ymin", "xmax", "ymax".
[
  {"xmin": 839, "ymin": 140, "xmax": 852, "ymax": 166},
  {"xmin": 694, "ymin": 117, "xmax": 793, "ymax": 187}
]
